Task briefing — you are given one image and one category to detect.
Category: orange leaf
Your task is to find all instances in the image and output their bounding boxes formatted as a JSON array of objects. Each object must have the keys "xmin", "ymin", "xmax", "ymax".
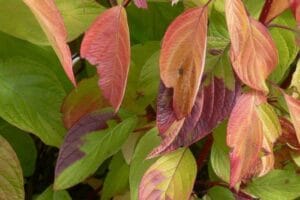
[
  {"xmin": 23, "ymin": 0, "xmax": 75, "ymax": 86},
  {"xmin": 225, "ymin": 0, "xmax": 278, "ymax": 93},
  {"xmin": 259, "ymin": 0, "xmax": 291, "ymax": 24},
  {"xmin": 284, "ymin": 94, "xmax": 300, "ymax": 144},
  {"xmin": 160, "ymin": 7, "xmax": 208, "ymax": 119},
  {"xmin": 227, "ymin": 92, "xmax": 266, "ymax": 187},
  {"xmin": 81, "ymin": 6, "xmax": 130, "ymax": 112}
]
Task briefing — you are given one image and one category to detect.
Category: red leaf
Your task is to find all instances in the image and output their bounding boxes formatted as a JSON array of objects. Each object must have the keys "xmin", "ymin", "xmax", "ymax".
[
  {"xmin": 227, "ymin": 92, "xmax": 266, "ymax": 187},
  {"xmin": 61, "ymin": 77, "xmax": 109, "ymax": 129},
  {"xmin": 160, "ymin": 7, "xmax": 208, "ymax": 119},
  {"xmin": 23, "ymin": 0, "xmax": 75, "ymax": 86},
  {"xmin": 81, "ymin": 6, "xmax": 130, "ymax": 112},
  {"xmin": 225, "ymin": 0, "xmax": 278, "ymax": 93}
]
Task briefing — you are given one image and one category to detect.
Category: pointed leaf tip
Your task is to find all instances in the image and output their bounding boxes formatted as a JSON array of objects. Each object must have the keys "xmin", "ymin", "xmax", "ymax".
[
  {"xmin": 23, "ymin": 0, "xmax": 76, "ymax": 86},
  {"xmin": 81, "ymin": 6, "xmax": 131, "ymax": 112},
  {"xmin": 160, "ymin": 7, "xmax": 208, "ymax": 119}
]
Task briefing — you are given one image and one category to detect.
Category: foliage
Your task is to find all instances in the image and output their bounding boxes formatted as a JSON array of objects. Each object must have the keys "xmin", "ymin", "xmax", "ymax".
[{"xmin": 0, "ymin": 0, "xmax": 299, "ymax": 199}]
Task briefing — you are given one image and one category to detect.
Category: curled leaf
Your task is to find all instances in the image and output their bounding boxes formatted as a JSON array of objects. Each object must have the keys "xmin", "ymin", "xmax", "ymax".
[
  {"xmin": 225, "ymin": 0, "xmax": 278, "ymax": 93},
  {"xmin": 227, "ymin": 92, "xmax": 266, "ymax": 187},
  {"xmin": 81, "ymin": 6, "xmax": 130, "ymax": 111},
  {"xmin": 23, "ymin": 0, "xmax": 75, "ymax": 85},
  {"xmin": 160, "ymin": 7, "xmax": 208, "ymax": 119},
  {"xmin": 139, "ymin": 148, "xmax": 197, "ymax": 200}
]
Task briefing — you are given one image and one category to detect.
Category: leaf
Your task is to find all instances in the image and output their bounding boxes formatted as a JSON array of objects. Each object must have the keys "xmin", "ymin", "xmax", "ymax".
[
  {"xmin": 102, "ymin": 152, "xmax": 130, "ymax": 200},
  {"xmin": 211, "ymin": 123, "xmax": 230, "ymax": 183},
  {"xmin": 36, "ymin": 185, "xmax": 71, "ymax": 200},
  {"xmin": 127, "ymin": 2, "xmax": 184, "ymax": 44},
  {"xmin": 133, "ymin": 0, "xmax": 148, "ymax": 9},
  {"xmin": 129, "ymin": 128, "xmax": 161, "ymax": 200},
  {"xmin": 160, "ymin": 6, "xmax": 208, "ymax": 119},
  {"xmin": 0, "ymin": 0, "xmax": 104, "ymax": 45},
  {"xmin": 61, "ymin": 76, "xmax": 109, "ymax": 129},
  {"xmin": 291, "ymin": 59, "xmax": 300, "ymax": 94},
  {"xmin": 23, "ymin": 0, "xmax": 75, "ymax": 85},
  {"xmin": 278, "ymin": 117, "xmax": 299, "ymax": 150},
  {"xmin": 245, "ymin": 170, "xmax": 300, "ymax": 200},
  {"xmin": 139, "ymin": 148, "xmax": 197, "ymax": 200},
  {"xmin": 54, "ymin": 113, "xmax": 137, "ymax": 189},
  {"xmin": 0, "ymin": 31, "xmax": 72, "ymax": 92},
  {"xmin": 81, "ymin": 5, "xmax": 130, "ymax": 111},
  {"xmin": 0, "ymin": 135, "xmax": 24, "ymax": 200},
  {"xmin": 269, "ymin": 11, "xmax": 299, "ymax": 83},
  {"xmin": 284, "ymin": 93, "xmax": 300, "ymax": 143},
  {"xmin": 227, "ymin": 92, "xmax": 266, "ymax": 187},
  {"xmin": 259, "ymin": 0, "xmax": 290, "ymax": 24},
  {"xmin": 225, "ymin": 0, "xmax": 278, "ymax": 93},
  {"xmin": 122, "ymin": 42, "xmax": 160, "ymax": 114},
  {"xmin": 153, "ymin": 64, "xmax": 240, "ymax": 156},
  {"xmin": 0, "ymin": 119, "xmax": 37, "ymax": 177},
  {"xmin": 0, "ymin": 58, "xmax": 66, "ymax": 147},
  {"xmin": 207, "ymin": 186, "xmax": 235, "ymax": 200}
]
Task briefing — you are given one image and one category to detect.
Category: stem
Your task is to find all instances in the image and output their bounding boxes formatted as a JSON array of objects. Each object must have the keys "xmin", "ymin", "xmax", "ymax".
[
  {"xmin": 108, "ymin": 0, "xmax": 118, "ymax": 6},
  {"xmin": 196, "ymin": 134, "xmax": 213, "ymax": 171},
  {"xmin": 268, "ymin": 24, "xmax": 299, "ymax": 33},
  {"xmin": 259, "ymin": 0, "xmax": 273, "ymax": 24},
  {"xmin": 122, "ymin": 0, "xmax": 132, "ymax": 7},
  {"xmin": 204, "ymin": 0, "xmax": 214, "ymax": 7}
]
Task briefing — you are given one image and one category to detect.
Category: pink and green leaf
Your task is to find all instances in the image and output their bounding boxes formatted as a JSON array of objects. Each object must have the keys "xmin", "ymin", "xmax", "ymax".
[
  {"xmin": 139, "ymin": 148, "xmax": 197, "ymax": 200},
  {"xmin": 23, "ymin": 0, "xmax": 75, "ymax": 85}
]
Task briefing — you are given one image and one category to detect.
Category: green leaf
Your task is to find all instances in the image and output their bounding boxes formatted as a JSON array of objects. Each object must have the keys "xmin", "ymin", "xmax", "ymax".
[
  {"xmin": 0, "ymin": 118, "xmax": 37, "ymax": 177},
  {"xmin": 0, "ymin": 135, "xmax": 24, "ymax": 200},
  {"xmin": 129, "ymin": 128, "xmax": 161, "ymax": 200},
  {"xmin": 207, "ymin": 186, "xmax": 234, "ymax": 200},
  {"xmin": 291, "ymin": 59, "xmax": 300, "ymax": 94},
  {"xmin": 0, "ymin": 31, "xmax": 72, "ymax": 92},
  {"xmin": 256, "ymin": 103, "xmax": 281, "ymax": 143},
  {"xmin": 0, "ymin": 0, "xmax": 104, "ymax": 45},
  {"xmin": 123, "ymin": 42, "xmax": 160, "ymax": 114},
  {"xmin": 269, "ymin": 11, "xmax": 299, "ymax": 83},
  {"xmin": 0, "ymin": 58, "xmax": 66, "ymax": 147},
  {"xmin": 54, "ymin": 117, "xmax": 137, "ymax": 190},
  {"xmin": 210, "ymin": 122, "xmax": 230, "ymax": 183},
  {"xmin": 245, "ymin": 170, "xmax": 300, "ymax": 200},
  {"xmin": 36, "ymin": 185, "xmax": 71, "ymax": 200},
  {"xmin": 139, "ymin": 148, "xmax": 197, "ymax": 200},
  {"xmin": 127, "ymin": 2, "xmax": 183, "ymax": 44},
  {"xmin": 101, "ymin": 152, "xmax": 130, "ymax": 200}
]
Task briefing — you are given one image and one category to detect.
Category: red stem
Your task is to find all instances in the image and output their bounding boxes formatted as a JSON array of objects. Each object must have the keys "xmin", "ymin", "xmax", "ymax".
[
  {"xmin": 259, "ymin": 0, "xmax": 273, "ymax": 24},
  {"xmin": 196, "ymin": 134, "xmax": 213, "ymax": 170}
]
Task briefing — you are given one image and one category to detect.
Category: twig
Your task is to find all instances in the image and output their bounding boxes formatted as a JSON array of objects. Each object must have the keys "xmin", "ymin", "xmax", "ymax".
[{"xmin": 196, "ymin": 134, "xmax": 213, "ymax": 171}]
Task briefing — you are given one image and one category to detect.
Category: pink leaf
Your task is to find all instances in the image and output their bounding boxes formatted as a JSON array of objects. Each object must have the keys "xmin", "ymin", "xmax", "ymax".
[{"xmin": 81, "ymin": 6, "xmax": 131, "ymax": 112}]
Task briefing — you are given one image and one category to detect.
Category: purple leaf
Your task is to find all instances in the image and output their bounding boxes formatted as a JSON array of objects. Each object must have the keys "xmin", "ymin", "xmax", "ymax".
[
  {"xmin": 133, "ymin": 0, "xmax": 148, "ymax": 9},
  {"xmin": 55, "ymin": 111, "xmax": 115, "ymax": 176}
]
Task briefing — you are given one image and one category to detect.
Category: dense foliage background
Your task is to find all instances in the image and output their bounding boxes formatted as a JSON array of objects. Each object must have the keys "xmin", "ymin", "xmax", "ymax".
[{"xmin": 0, "ymin": 0, "xmax": 299, "ymax": 200}]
